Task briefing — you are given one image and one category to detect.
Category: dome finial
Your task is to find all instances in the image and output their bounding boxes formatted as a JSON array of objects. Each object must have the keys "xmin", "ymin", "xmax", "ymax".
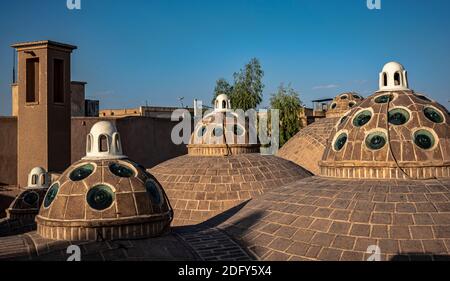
[
  {"xmin": 27, "ymin": 167, "xmax": 50, "ymax": 189},
  {"xmin": 83, "ymin": 121, "xmax": 126, "ymax": 160},
  {"xmin": 378, "ymin": 61, "xmax": 410, "ymax": 92},
  {"xmin": 214, "ymin": 94, "xmax": 231, "ymax": 112}
]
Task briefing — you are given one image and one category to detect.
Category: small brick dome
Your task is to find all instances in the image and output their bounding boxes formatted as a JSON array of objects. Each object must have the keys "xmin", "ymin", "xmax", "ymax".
[
  {"xmin": 320, "ymin": 63, "xmax": 450, "ymax": 180},
  {"xmin": 189, "ymin": 95, "xmax": 259, "ymax": 156},
  {"xmin": 6, "ymin": 188, "xmax": 47, "ymax": 221},
  {"xmin": 327, "ymin": 93, "xmax": 364, "ymax": 118},
  {"xmin": 36, "ymin": 122, "xmax": 173, "ymax": 241}
]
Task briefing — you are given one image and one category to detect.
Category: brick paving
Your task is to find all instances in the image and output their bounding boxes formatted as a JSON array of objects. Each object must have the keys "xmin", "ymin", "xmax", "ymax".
[{"xmin": 174, "ymin": 225, "xmax": 253, "ymax": 261}]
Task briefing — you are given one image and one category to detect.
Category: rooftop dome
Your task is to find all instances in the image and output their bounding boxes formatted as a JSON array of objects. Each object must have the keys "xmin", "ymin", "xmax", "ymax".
[
  {"xmin": 277, "ymin": 117, "xmax": 339, "ymax": 174},
  {"xmin": 1, "ymin": 168, "xmax": 51, "ymax": 237},
  {"xmin": 151, "ymin": 95, "xmax": 312, "ymax": 226},
  {"xmin": 327, "ymin": 93, "xmax": 364, "ymax": 118},
  {"xmin": 36, "ymin": 121, "xmax": 173, "ymax": 241},
  {"xmin": 320, "ymin": 62, "xmax": 450, "ymax": 180},
  {"xmin": 189, "ymin": 94, "xmax": 259, "ymax": 156},
  {"xmin": 151, "ymin": 154, "xmax": 311, "ymax": 226}
]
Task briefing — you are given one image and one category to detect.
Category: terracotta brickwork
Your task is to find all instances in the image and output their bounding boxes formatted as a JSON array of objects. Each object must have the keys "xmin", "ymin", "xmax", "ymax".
[
  {"xmin": 278, "ymin": 118, "xmax": 339, "ymax": 174},
  {"xmin": 321, "ymin": 91, "xmax": 450, "ymax": 179},
  {"xmin": 151, "ymin": 154, "xmax": 311, "ymax": 226},
  {"xmin": 217, "ymin": 177, "xmax": 450, "ymax": 261}
]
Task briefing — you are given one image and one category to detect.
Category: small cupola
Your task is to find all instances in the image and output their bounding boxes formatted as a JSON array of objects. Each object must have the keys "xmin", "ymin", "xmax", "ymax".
[
  {"xmin": 27, "ymin": 167, "xmax": 50, "ymax": 189},
  {"xmin": 83, "ymin": 121, "xmax": 126, "ymax": 160},
  {"xmin": 378, "ymin": 61, "xmax": 410, "ymax": 92},
  {"xmin": 214, "ymin": 94, "xmax": 231, "ymax": 112}
]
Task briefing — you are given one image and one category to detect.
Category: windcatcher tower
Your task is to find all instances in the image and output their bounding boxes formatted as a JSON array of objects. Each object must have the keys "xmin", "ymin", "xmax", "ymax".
[{"xmin": 12, "ymin": 41, "xmax": 77, "ymax": 187}]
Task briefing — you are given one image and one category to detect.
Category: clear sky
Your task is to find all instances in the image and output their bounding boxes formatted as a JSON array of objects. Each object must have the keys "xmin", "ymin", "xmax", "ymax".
[{"xmin": 0, "ymin": 0, "xmax": 449, "ymax": 115}]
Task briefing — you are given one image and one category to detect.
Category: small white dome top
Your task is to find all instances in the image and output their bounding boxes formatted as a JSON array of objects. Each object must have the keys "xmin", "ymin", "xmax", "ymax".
[
  {"xmin": 83, "ymin": 121, "xmax": 126, "ymax": 160},
  {"xmin": 378, "ymin": 61, "xmax": 410, "ymax": 92},
  {"xmin": 27, "ymin": 167, "xmax": 50, "ymax": 189},
  {"xmin": 214, "ymin": 94, "xmax": 231, "ymax": 112}
]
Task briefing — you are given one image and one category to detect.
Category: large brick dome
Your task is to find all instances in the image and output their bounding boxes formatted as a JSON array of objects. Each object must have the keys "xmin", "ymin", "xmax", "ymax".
[
  {"xmin": 151, "ymin": 154, "xmax": 310, "ymax": 226},
  {"xmin": 320, "ymin": 63, "xmax": 450, "ymax": 180},
  {"xmin": 215, "ymin": 176, "xmax": 450, "ymax": 261}
]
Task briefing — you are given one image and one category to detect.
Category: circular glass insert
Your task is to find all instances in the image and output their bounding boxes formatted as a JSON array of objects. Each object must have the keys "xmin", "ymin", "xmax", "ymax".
[
  {"xmin": 375, "ymin": 94, "xmax": 394, "ymax": 104},
  {"xmin": 353, "ymin": 110, "xmax": 372, "ymax": 127},
  {"xmin": 213, "ymin": 127, "xmax": 223, "ymax": 137},
  {"xmin": 424, "ymin": 107, "xmax": 444, "ymax": 124},
  {"xmin": 87, "ymin": 185, "xmax": 115, "ymax": 211},
  {"xmin": 339, "ymin": 116, "xmax": 348, "ymax": 126},
  {"xmin": 109, "ymin": 163, "xmax": 135, "ymax": 178},
  {"xmin": 330, "ymin": 103, "xmax": 337, "ymax": 110},
  {"xmin": 70, "ymin": 164, "xmax": 95, "ymax": 181},
  {"xmin": 365, "ymin": 132, "xmax": 387, "ymax": 150},
  {"xmin": 334, "ymin": 133, "xmax": 348, "ymax": 151},
  {"xmin": 414, "ymin": 130, "xmax": 435, "ymax": 150},
  {"xmin": 349, "ymin": 102, "xmax": 356, "ymax": 108},
  {"xmin": 388, "ymin": 108, "xmax": 410, "ymax": 125},
  {"xmin": 198, "ymin": 126, "xmax": 207, "ymax": 138},
  {"xmin": 23, "ymin": 192, "xmax": 39, "ymax": 206},
  {"xmin": 44, "ymin": 183, "xmax": 59, "ymax": 208},
  {"xmin": 145, "ymin": 179, "xmax": 162, "ymax": 205},
  {"xmin": 340, "ymin": 95, "xmax": 348, "ymax": 100},
  {"xmin": 352, "ymin": 94, "xmax": 361, "ymax": 99}
]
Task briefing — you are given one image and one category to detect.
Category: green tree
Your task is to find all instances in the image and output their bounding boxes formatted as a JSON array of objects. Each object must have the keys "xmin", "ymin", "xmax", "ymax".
[
  {"xmin": 212, "ymin": 58, "xmax": 264, "ymax": 111},
  {"xmin": 270, "ymin": 83, "xmax": 303, "ymax": 147},
  {"xmin": 231, "ymin": 58, "xmax": 264, "ymax": 111},
  {"xmin": 212, "ymin": 78, "xmax": 233, "ymax": 105}
]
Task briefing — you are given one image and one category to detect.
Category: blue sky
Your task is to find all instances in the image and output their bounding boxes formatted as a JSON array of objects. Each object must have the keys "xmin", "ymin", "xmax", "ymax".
[{"xmin": 0, "ymin": 0, "xmax": 449, "ymax": 115}]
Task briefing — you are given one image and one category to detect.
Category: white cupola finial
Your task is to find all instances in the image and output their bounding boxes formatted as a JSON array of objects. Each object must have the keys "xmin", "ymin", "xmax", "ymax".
[
  {"xmin": 378, "ymin": 62, "xmax": 410, "ymax": 92},
  {"xmin": 83, "ymin": 121, "xmax": 126, "ymax": 160},
  {"xmin": 214, "ymin": 94, "xmax": 231, "ymax": 112},
  {"xmin": 27, "ymin": 167, "xmax": 51, "ymax": 189}
]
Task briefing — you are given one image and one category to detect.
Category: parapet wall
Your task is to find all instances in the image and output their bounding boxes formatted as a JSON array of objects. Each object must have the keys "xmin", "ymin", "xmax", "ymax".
[{"xmin": 0, "ymin": 117, "xmax": 17, "ymax": 186}]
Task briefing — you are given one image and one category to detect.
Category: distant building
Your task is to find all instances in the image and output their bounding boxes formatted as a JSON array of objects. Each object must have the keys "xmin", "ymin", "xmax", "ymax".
[{"xmin": 100, "ymin": 106, "xmax": 194, "ymax": 119}]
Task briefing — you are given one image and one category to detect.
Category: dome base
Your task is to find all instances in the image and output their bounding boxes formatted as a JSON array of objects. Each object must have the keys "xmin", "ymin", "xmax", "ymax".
[{"xmin": 36, "ymin": 213, "xmax": 172, "ymax": 241}]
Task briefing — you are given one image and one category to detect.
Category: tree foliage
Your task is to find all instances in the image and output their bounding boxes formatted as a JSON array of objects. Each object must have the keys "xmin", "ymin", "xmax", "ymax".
[
  {"xmin": 212, "ymin": 58, "xmax": 264, "ymax": 111},
  {"xmin": 212, "ymin": 78, "xmax": 233, "ymax": 105},
  {"xmin": 270, "ymin": 83, "xmax": 303, "ymax": 147}
]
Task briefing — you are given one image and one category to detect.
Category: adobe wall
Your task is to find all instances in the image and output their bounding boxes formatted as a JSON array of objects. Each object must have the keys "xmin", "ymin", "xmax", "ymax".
[
  {"xmin": 71, "ymin": 116, "xmax": 188, "ymax": 168},
  {"xmin": 0, "ymin": 117, "xmax": 17, "ymax": 185}
]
